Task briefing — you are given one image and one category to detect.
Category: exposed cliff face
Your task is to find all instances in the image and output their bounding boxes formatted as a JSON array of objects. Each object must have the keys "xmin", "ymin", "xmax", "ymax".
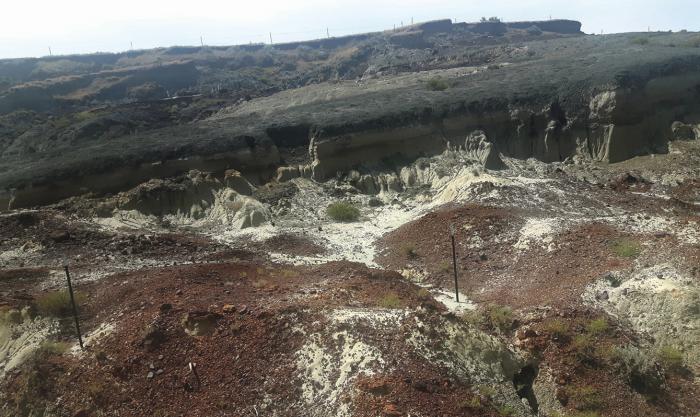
[
  {"xmin": 2, "ymin": 27, "xmax": 700, "ymax": 209},
  {"xmin": 305, "ymin": 71, "xmax": 700, "ymax": 182},
  {"xmin": 0, "ymin": 133, "xmax": 280, "ymax": 210}
]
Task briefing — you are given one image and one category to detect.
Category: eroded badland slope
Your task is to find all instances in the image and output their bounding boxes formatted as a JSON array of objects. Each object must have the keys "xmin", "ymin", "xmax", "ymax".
[{"xmin": 1, "ymin": 18, "xmax": 699, "ymax": 417}]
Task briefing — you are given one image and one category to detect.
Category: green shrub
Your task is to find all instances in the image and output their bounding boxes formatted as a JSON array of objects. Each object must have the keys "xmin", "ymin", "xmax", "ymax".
[
  {"xmin": 610, "ymin": 238, "xmax": 641, "ymax": 258},
  {"xmin": 475, "ymin": 384, "xmax": 497, "ymax": 399},
  {"xmin": 566, "ymin": 412, "xmax": 601, "ymax": 417},
  {"xmin": 487, "ymin": 305, "xmax": 514, "ymax": 332},
  {"xmin": 495, "ymin": 404, "xmax": 515, "ymax": 416},
  {"xmin": 35, "ymin": 290, "xmax": 85, "ymax": 317},
  {"xmin": 461, "ymin": 310, "xmax": 484, "ymax": 327},
  {"xmin": 631, "ymin": 37, "xmax": 650, "ymax": 45},
  {"xmin": 544, "ymin": 319, "xmax": 570, "ymax": 339},
  {"xmin": 426, "ymin": 77, "xmax": 449, "ymax": 91},
  {"xmin": 568, "ymin": 385, "xmax": 602, "ymax": 410},
  {"xmin": 609, "ymin": 345, "xmax": 665, "ymax": 396},
  {"xmin": 379, "ymin": 292, "xmax": 402, "ymax": 309},
  {"xmin": 657, "ymin": 346, "xmax": 684, "ymax": 372},
  {"xmin": 572, "ymin": 334, "xmax": 595, "ymax": 362},
  {"xmin": 459, "ymin": 395, "xmax": 484, "ymax": 410},
  {"xmin": 586, "ymin": 317, "xmax": 609, "ymax": 336},
  {"xmin": 326, "ymin": 201, "xmax": 360, "ymax": 222}
]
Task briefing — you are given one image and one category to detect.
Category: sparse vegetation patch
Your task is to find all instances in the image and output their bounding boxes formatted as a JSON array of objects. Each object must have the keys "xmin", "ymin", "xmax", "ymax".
[
  {"xmin": 35, "ymin": 290, "xmax": 85, "ymax": 318},
  {"xmin": 610, "ymin": 238, "xmax": 641, "ymax": 258},
  {"xmin": 544, "ymin": 319, "xmax": 570, "ymax": 339},
  {"xmin": 379, "ymin": 292, "xmax": 402, "ymax": 309},
  {"xmin": 326, "ymin": 201, "xmax": 360, "ymax": 222},
  {"xmin": 657, "ymin": 345, "xmax": 684, "ymax": 372},
  {"xmin": 426, "ymin": 77, "xmax": 449, "ymax": 91},
  {"xmin": 586, "ymin": 317, "xmax": 609, "ymax": 336},
  {"xmin": 486, "ymin": 305, "xmax": 514, "ymax": 333}
]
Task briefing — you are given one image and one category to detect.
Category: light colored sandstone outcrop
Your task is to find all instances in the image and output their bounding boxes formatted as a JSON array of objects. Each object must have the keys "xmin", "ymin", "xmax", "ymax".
[
  {"xmin": 224, "ymin": 169, "xmax": 255, "ymax": 195},
  {"xmin": 463, "ymin": 130, "xmax": 504, "ymax": 170},
  {"xmin": 276, "ymin": 166, "xmax": 301, "ymax": 182}
]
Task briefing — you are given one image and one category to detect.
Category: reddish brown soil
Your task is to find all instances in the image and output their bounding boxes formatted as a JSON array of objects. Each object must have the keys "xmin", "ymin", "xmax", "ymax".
[
  {"xmin": 378, "ymin": 204, "xmax": 638, "ymax": 308},
  {"xmin": 2, "ymin": 173, "xmax": 699, "ymax": 417},
  {"xmin": 353, "ymin": 369, "xmax": 495, "ymax": 417},
  {"xmin": 671, "ymin": 178, "xmax": 700, "ymax": 203},
  {"xmin": 0, "ymin": 267, "xmax": 50, "ymax": 305},
  {"xmin": 259, "ymin": 233, "xmax": 327, "ymax": 256},
  {"xmin": 2, "ymin": 260, "xmax": 441, "ymax": 417},
  {"xmin": 521, "ymin": 309, "xmax": 700, "ymax": 417}
]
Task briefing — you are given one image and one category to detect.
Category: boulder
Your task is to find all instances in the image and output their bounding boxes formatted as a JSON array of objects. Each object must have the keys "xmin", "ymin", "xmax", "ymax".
[
  {"xmin": 231, "ymin": 197, "xmax": 269, "ymax": 229},
  {"xmin": 464, "ymin": 130, "xmax": 505, "ymax": 170}
]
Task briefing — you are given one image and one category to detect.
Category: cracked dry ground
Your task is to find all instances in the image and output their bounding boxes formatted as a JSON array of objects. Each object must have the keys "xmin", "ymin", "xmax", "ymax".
[{"xmin": 1, "ymin": 162, "xmax": 699, "ymax": 417}]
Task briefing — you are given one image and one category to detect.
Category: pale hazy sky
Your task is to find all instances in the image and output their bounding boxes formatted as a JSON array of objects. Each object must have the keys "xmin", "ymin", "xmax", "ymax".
[{"xmin": 1, "ymin": 0, "xmax": 697, "ymax": 59}]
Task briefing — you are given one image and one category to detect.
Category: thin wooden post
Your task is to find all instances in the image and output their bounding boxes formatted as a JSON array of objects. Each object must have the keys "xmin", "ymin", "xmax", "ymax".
[
  {"xmin": 63, "ymin": 265, "xmax": 84, "ymax": 349},
  {"xmin": 449, "ymin": 224, "xmax": 460, "ymax": 302}
]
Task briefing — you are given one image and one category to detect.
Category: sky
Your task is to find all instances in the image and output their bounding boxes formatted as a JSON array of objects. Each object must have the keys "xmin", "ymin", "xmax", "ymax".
[{"xmin": 1, "ymin": 0, "xmax": 698, "ymax": 59}]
